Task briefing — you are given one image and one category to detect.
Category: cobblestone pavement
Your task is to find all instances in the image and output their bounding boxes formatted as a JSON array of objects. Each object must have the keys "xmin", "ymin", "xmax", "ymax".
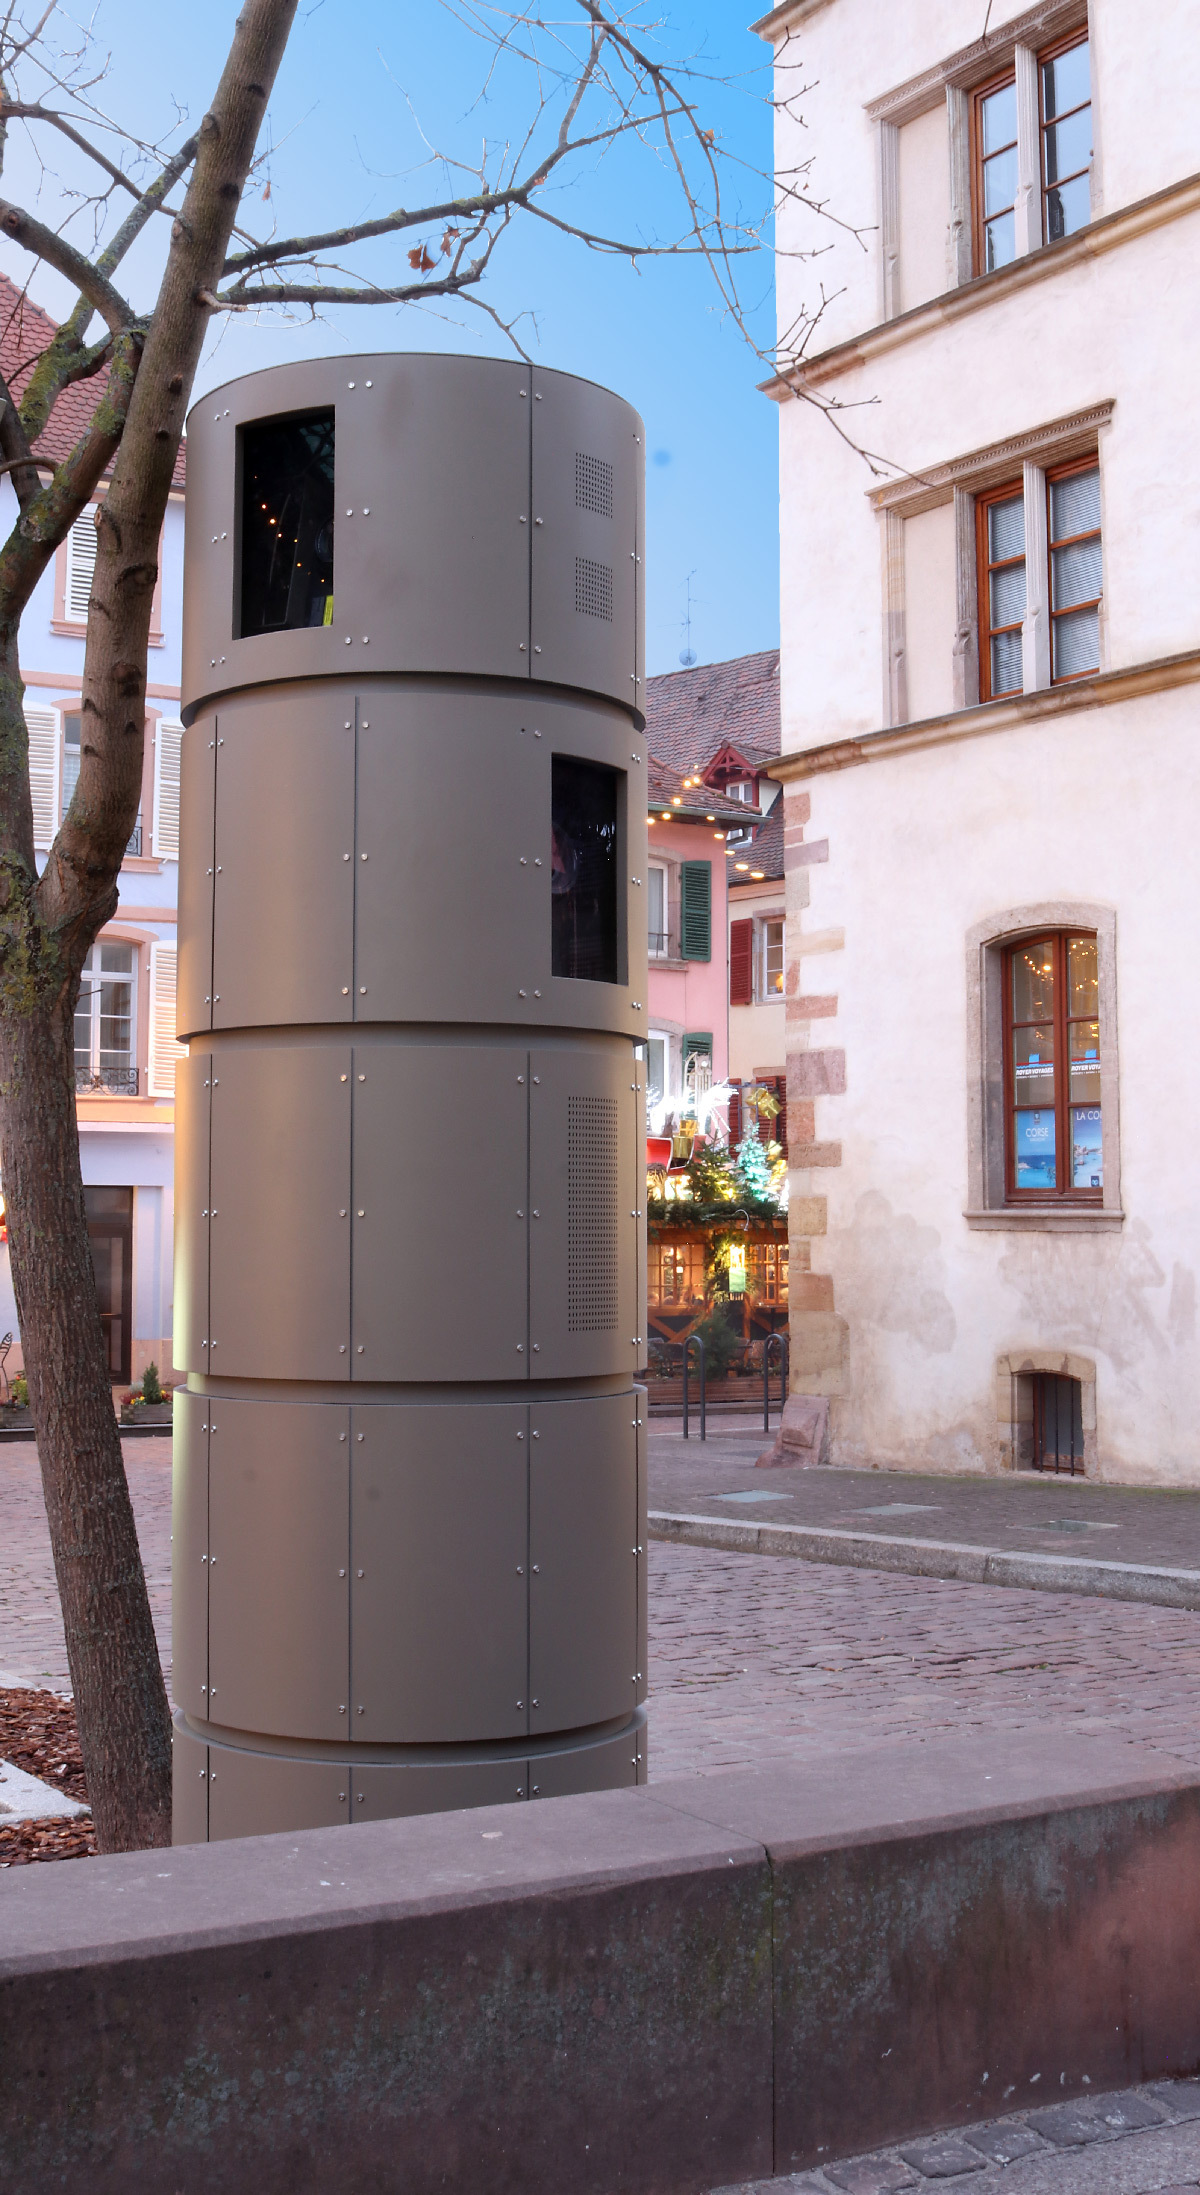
[
  {"xmin": 646, "ymin": 1540, "xmax": 1200, "ymax": 1781},
  {"xmin": 650, "ymin": 1423, "xmax": 1200, "ymax": 1575},
  {"xmin": 712, "ymin": 2081, "xmax": 1200, "ymax": 2193},
  {"xmin": 5, "ymin": 1440, "xmax": 1200, "ymax": 1793},
  {"xmin": 0, "ymin": 1440, "xmax": 171, "ymax": 1694}
]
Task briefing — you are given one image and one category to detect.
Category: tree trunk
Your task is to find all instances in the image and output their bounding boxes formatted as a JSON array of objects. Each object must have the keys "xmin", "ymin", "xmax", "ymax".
[
  {"xmin": 0, "ymin": 0, "xmax": 300, "ymax": 1851},
  {"xmin": 0, "ymin": 895, "xmax": 171, "ymax": 1850}
]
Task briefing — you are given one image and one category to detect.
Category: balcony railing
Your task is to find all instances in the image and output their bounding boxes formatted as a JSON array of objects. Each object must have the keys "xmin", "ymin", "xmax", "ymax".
[
  {"xmin": 76, "ymin": 1066, "xmax": 139, "ymax": 1096},
  {"xmin": 125, "ymin": 820, "xmax": 142, "ymax": 858}
]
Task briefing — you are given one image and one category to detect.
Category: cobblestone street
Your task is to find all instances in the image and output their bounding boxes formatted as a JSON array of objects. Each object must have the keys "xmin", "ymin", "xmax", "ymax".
[{"xmin": 5, "ymin": 1439, "xmax": 1200, "ymax": 1789}]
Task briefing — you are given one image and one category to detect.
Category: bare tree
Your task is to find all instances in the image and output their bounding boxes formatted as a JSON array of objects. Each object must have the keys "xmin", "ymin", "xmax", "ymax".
[{"xmin": 0, "ymin": 0, "xmax": 812, "ymax": 1852}]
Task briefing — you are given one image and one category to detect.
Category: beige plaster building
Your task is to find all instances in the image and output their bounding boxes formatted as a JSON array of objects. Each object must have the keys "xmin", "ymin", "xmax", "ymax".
[{"xmin": 757, "ymin": 0, "xmax": 1200, "ymax": 1480}]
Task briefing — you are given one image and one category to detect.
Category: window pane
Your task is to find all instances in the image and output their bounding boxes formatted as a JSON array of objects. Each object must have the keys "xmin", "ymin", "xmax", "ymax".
[
  {"xmin": 990, "ymin": 559, "xmax": 1027, "ymax": 628},
  {"xmin": 99, "ymin": 943, "xmax": 134, "ymax": 975},
  {"xmin": 983, "ymin": 145, "xmax": 1018, "ymax": 216},
  {"xmin": 1011, "ymin": 939, "xmax": 1056, "ymax": 1023},
  {"xmin": 988, "ymin": 495, "xmax": 1025, "ymax": 562},
  {"xmin": 765, "ymin": 919, "xmax": 784, "ymax": 995},
  {"xmin": 1042, "ymin": 39, "xmax": 1090, "ymax": 119},
  {"xmin": 1052, "ymin": 603, "xmax": 1099, "ymax": 679},
  {"xmin": 646, "ymin": 1036, "xmax": 666, "ymax": 1106},
  {"xmin": 1045, "ymin": 172, "xmax": 1091, "ymax": 241},
  {"xmin": 647, "ymin": 866, "xmax": 665, "ymax": 950},
  {"xmin": 1071, "ymin": 1106, "xmax": 1103, "ymax": 1189},
  {"xmin": 1015, "ymin": 1109, "xmax": 1056, "ymax": 1190},
  {"xmin": 1050, "ymin": 467, "xmax": 1100, "ymax": 541},
  {"xmin": 239, "ymin": 410, "xmax": 335, "ymax": 636},
  {"xmin": 984, "ymin": 210, "xmax": 1016, "ymax": 270},
  {"xmin": 1044, "ymin": 104, "xmax": 1091, "ymax": 184},
  {"xmin": 99, "ymin": 982, "xmax": 132, "ymax": 1066},
  {"xmin": 990, "ymin": 627, "xmax": 1024, "ymax": 695},
  {"xmin": 981, "ymin": 81, "xmax": 1017, "ymax": 152},
  {"xmin": 1051, "ymin": 537, "xmax": 1102, "ymax": 613},
  {"xmin": 1067, "ymin": 936, "xmax": 1098, "ymax": 1017},
  {"xmin": 1013, "ymin": 1025, "xmax": 1055, "ymax": 1110},
  {"xmin": 61, "ymin": 744, "xmax": 81, "ymax": 818},
  {"xmin": 551, "ymin": 754, "xmax": 619, "ymax": 983},
  {"xmin": 1069, "ymin": 1022, "xmax": 1101, "ymax": 1104}
]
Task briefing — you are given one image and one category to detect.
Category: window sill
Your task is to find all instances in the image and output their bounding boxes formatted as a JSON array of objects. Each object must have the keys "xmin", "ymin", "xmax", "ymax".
[
  {"xmin": 964, "ymin": 1207, "xmax": 1125, "ymax": 1232},
  {"xmin": 121, "ymin": 855, "xmax": 163, "ymax": 874},
  {"xmin": 650, "ymin": 955, "xmax": 690, "ymax": 973},
  {"xmin": 51, "ymin": 619, "xmax": 164, "ymax": 647}
]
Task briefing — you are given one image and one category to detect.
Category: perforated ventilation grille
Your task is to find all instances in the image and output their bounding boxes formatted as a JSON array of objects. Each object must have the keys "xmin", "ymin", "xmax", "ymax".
[
  {"xmin": 568, "ymin": 1094, "xmax": 621, "ymax": 1332},
  {"xmin": 575, "ymin": 556, "xmax": 613, "ymax": 622},
  {"xmin": 575, "ymin": 451, "xmax": 614, "ymax": 518}
]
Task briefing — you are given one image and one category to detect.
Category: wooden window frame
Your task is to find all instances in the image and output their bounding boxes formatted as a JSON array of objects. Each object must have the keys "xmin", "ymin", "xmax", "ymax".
[
  {"xmin": 1038, "ymin": 30, "xmax": 1092, "ymax": 248},
  {"xmin": 970, "ymin": 66, "xmax": 1018, "ymax": 277},
  {"xmin": 975, "ymin": 478, "xmax": 1026, "ymax": 702},
  {"xmin": 1002, "ymin": 929, "xmax": 1102, "ymax": 1205},
  {"xmin": 1046, "ymin": 455, "xmax": 1102, "ymax": 685}
]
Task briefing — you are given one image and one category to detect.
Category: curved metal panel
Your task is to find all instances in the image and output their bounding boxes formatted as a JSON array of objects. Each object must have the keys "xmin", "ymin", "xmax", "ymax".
[
  {"xmin": 177, "ymin": 721, "xmax": 216, "ymax": 1038},
  {"xmin": 171, "ymin": 1390, "xmax": 209, "ymax": 1718},
  {"xmin": 171, "ymin": 1056, "xmax": 210, "ymax": 1376},
  {"xmin": 212, "ymin": 694, "xmax": 354, "ymax": 1029},
  {"xmin": 528, "ymin": 1391, "xmax": 638, "ymax": 1731},
  {"xmin": 183, "ymin": 354, "xmax": 532, "ymax": 712},
  {"xmin": 352, "ymin": 1759, "xmax": 528, "ymax": 1820},
  {"xmin": 530, "ymin": 370, "xmax": 641, "ymax": 709},
  {"xmin": 349, "ymin": 1401, "xmax": 528, "ymax": 1743},
  {"xmin": 208, "ymin": 1044, "xmax": 351, "ymax": 1378},
  {"xmin": 207, "ymin": 1748, "xmax": 351, "ymax": 1841},
  {"xmin": 207, "ymin": 1396, "xmax": 350, "ymax": 1741},
  {"xmin": 350, "ymin": 1043, "xmax": 527, "ymax": 1381},
  {"xmin": 530, "ymin": 1715, "xmax": 644, "ymax": 1798},
  {"xmin": 529, "ymin": 1042, "xmax": 639, "ymax": 1379},
  {"xmin": 170, "ymin": 1717, "xmax": 209, "ymax": 1845}
]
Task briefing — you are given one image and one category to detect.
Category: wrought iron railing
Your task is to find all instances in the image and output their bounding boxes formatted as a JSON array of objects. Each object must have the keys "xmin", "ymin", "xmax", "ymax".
[
  {"xmin": 125, "ymin": 820, "xmax": 142, "ymax": 857},
  {"xmin": 76, "ymin": 1065, "xmax": 138, "ymax": 1095}
]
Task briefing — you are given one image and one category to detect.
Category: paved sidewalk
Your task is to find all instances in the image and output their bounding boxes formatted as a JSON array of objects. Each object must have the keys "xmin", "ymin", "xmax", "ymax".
[
  {"xmin": 650, "ymin": 1424, "xmax": 1200, "ymax": 1604},
  {"xmin": 0, "ymin": 1440, "xmax": 171, "ymax": 1694},
  {"xmin": 712, "ymin": 2080, "xmax": 1200, "ymax": 2193}
]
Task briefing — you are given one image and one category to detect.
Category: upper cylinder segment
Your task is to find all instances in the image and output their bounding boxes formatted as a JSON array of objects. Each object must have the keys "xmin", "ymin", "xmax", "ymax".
[{"xmin": 183, "ymin": 354, "xmax": 645, "ymax": 717}]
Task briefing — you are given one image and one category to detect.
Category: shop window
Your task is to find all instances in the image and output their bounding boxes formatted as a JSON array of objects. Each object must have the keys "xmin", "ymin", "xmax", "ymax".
[
  {"xmin": 239, "ymin": 409, "xmax": 335, "ymax": 635},
  {"xmin": 551, "ymin": 755, "xmax": 620, "ymax": 983},
  {"xmin": 649, "ymin": 1240, "xmax": 706, "ymax": 1307},
  {"xmin": 1004, "ymin": 930, "xmax": 1101, "ymax": 1202}
]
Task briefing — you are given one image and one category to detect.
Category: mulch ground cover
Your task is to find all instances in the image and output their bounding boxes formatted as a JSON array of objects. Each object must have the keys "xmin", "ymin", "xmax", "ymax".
[{"xmin": 0, "ymin": 1687, "xmax": 95, "ymax": 1865}]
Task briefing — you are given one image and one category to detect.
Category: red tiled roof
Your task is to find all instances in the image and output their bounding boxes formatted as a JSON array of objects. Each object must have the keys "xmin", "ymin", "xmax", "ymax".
[
  {"xmin": 0, "ymin": 271, "xmax": 185, "ymax": 488},
  {"xmin": 727, "ymin": 794, "xmax": 783, "ymax": 884},
  {"xmin": 644, "ymin": 649, "xmax": 780, "ymax": 779},
  {"xmin": 647, "ymin": 750, "xmax": 752, "ymax": 825}
]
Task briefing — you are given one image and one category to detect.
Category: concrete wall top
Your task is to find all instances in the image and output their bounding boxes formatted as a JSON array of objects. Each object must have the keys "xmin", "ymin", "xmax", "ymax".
[{"xmin": 183, "ymin": 353, "xmax": 645, "ymax": 721}]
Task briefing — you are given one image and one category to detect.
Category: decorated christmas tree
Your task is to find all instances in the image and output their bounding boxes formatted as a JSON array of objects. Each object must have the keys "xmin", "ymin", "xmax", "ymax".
[{"xmin": 735, "ymin": 1125, "xmax": 774, "ymax": 1202}]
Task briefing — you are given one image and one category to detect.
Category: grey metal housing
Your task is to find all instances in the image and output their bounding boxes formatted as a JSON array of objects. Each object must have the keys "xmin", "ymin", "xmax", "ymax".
[{"xmin": 173, "ymin": 354, "xmax": 648, "ymax": 1841}]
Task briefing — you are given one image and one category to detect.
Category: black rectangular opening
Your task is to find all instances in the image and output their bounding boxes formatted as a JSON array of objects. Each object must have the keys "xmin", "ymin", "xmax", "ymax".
[
  {"xmin": 551, "ymin": 756, "xmax": 620, "ymax": 984},
  {"xmin": 1031, "ymin": 1371, "xmax": 1084, "ymax": 1475},
  {"xmin": 85, "ymin": 1186, "xmax": 133, "ymax": 1385},
  {"xmin": 238, "ymin": 410, "xmax": 335, "ymax": 636}
]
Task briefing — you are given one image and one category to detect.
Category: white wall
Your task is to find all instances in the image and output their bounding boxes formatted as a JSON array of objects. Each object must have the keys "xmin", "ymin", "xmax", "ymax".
[{"xmin": 792, "ymin": 685, "xmax": 1200, "ymax": 1483}]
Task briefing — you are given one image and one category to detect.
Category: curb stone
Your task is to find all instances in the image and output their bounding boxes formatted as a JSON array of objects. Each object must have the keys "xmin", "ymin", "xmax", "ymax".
[
  {"xmin": 710, "ymin": 2081, "xmax": 1200, "ymax": 2195},
  {"xmin": 649, "ymin": 1510, "xmax": 1200, "ymax": 1611}
]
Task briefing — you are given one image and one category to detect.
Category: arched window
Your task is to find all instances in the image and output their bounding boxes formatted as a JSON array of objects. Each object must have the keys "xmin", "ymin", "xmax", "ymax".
[{"xmin": 1003, "ymin": 930, "xmax": 1101, "ymax": 1201}]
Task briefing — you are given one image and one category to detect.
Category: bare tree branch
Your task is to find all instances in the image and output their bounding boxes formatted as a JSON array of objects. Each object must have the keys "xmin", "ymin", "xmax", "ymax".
[{"xmin": 0, "ymin": 196, "xmax": 135, "ymax": 329}]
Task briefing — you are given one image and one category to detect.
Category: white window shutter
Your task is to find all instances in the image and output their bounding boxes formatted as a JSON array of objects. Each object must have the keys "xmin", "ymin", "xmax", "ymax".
[
  {"xmin": 24, "ymin": 705, "xmax": 60, "ymax": 848},
  {"xmin": 64, "ymin": 510, "xmax": 98, "ymax": 621},
  {"xmin": 152, "ymin": 718, "xmax": 183, "ymax": 859},
  {"xmin": 148, "ymin": 942, "xmax": 185, "ymax": 1097}
]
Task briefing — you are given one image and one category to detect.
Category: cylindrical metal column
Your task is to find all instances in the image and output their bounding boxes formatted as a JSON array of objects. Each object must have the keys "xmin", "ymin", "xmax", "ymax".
[{"xmin": 171, "ymin": 355, "xmax": 648, "ymax": 1841}]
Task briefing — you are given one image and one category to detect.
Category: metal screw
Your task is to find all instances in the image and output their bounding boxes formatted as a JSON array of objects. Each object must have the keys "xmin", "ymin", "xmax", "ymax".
[
  {"xmin": 532, "ymin": 1565, "xmax": 540, "ymax": 1574},
  {"xmin": 357, "ymin": 1569, "xmax": 364, "ymax": 1578},
  {"xmin": 339, "ymin": 1568, "xmax": 346, "ymax": 1578},
  {"xmin": 357, "ymin": 1706, "xmax": 365, "ymax": 1715}
]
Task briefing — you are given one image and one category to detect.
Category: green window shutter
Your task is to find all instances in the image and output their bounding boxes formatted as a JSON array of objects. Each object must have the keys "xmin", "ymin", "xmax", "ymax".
[
  {"xmin": 683, "ymin": 1032, "xmax": 713, "ymax": 1069},
  {"xmin": 679, "ymin": 860, "xmax": 712, "ymax": 961}
]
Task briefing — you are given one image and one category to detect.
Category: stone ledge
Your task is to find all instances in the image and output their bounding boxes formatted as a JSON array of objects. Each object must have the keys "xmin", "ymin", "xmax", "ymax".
[
  {"xmin": 3, "ymin": 1736, "xmax": 1200, "ymax": 2191},
  {"xmin": 648, "ymin": 1509, "xmax": 1200, "ymax": 1610}
]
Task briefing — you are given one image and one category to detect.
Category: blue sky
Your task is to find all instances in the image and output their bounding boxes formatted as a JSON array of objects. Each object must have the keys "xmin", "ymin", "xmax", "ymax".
[{"xmin": 4, "ymin": 0, "xmax": 781, "ymax": 676}]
